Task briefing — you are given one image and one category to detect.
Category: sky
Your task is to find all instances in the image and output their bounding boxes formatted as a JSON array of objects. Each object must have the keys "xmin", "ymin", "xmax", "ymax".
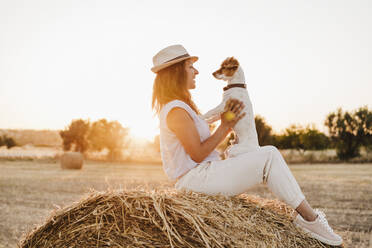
[{"xmin": 1, "ymin": 0, "xmax": 371, "ymax": 141}]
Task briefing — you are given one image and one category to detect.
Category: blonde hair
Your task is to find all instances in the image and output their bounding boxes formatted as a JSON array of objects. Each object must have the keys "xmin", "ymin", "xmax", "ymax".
[{"xmin": 152, "ymin": 60, "xmax": 199, "ymax": 114}]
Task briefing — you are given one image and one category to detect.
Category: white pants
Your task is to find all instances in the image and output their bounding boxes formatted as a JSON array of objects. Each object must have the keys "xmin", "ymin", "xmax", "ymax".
[{"xmin": 175, "ymin": 145, "xmax": 305, "ymax": 209}]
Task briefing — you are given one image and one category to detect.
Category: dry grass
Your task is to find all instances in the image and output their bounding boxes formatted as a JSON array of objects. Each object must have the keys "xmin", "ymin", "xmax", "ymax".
[
  {"xmin": 0, "ymin": 161, "xmax": 371, "ymax": 247},
  {"xmin": 19, "ymin": 190, "xmax": 332, "ymax": 248}
]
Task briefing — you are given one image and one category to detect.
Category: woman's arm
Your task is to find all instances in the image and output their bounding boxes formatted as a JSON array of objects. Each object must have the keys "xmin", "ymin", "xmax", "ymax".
[{"xmin": 167, "ymin": 99, "xmax": 245, "ymax": 163}]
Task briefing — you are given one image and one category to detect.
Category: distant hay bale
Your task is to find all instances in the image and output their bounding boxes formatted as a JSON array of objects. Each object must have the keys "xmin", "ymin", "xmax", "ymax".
[
  {"xmin": 19, "ymin": 190, "xmax": 333, "ymax": 248},
  {"xmin": 60, "ymin": 152, "xmax": 83, "ymax": 170}
]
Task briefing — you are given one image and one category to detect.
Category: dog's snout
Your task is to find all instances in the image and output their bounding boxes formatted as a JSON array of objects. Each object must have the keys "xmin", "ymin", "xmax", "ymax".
[
  {"xmin": 212, "ymin": 71, "xmax": 221, "ymax": 79},
  {"xmin": 213, "ymin": 68, "xmax": 223, "ymax": 79}
]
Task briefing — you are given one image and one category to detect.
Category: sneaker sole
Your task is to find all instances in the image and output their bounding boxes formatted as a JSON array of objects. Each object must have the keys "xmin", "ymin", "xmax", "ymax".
[{"xmin": 294, "ymin": 222, "xmax": 342, "ymax": 246}]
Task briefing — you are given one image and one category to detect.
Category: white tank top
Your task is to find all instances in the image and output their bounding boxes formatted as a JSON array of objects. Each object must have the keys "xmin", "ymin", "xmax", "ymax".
[{"xmin": 159, "ymin": 100, "xmax": 220, "ymax": 181}]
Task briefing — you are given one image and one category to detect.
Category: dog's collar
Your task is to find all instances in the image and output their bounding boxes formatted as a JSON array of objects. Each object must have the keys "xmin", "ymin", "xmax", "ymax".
[{"xmin": 223, "ymin": 83, "xmax": 246, "ymax": 91}]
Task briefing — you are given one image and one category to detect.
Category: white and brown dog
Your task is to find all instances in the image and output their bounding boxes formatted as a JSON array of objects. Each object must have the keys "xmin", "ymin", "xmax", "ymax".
[{"xmin": 202, "ymin": 57, "xmax": 259, "ymax": 157}]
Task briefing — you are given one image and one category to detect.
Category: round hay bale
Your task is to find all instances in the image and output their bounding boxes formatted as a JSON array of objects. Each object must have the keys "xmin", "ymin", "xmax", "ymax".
[
  {"xmin": 60, "ymin": 152, "xmax": 84, "ymax": 170},
  {"xmin": 19, "ymin": 190, "xmax": 337, "ymax": 248}
]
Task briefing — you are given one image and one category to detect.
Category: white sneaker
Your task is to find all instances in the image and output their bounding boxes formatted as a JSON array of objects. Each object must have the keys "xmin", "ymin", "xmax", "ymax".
[{"xmin": 293, "ymin": 209, "xmax": 343, "ymax": 246}]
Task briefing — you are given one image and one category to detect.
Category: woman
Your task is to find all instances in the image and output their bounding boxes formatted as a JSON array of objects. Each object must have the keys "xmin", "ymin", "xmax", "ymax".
[{"xmin": 151, "ymin": 44, "xmax": 342, "ymax": 246}]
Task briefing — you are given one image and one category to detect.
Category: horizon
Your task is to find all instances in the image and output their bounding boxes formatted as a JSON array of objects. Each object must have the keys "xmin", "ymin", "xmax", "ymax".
[{"xmin": 1, "ymin": 0, "xmax": 371, "ymax": 140}]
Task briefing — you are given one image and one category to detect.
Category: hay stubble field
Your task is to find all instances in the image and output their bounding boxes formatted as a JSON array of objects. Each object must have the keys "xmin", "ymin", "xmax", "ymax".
[{"xmin": 0, "ymin": 160, "xmax": 371, "ymax": 247}]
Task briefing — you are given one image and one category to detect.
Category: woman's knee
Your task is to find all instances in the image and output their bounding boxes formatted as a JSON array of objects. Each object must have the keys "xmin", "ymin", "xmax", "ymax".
[{"xmin": 261, "ymin": 145, "xmax": 284, "ymax": 167}]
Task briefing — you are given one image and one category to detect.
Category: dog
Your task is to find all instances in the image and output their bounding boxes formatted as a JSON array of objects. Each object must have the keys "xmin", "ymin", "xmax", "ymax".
[{"xmin": 202, "ymin": 57, "xmax": 259, "ymax": 157}]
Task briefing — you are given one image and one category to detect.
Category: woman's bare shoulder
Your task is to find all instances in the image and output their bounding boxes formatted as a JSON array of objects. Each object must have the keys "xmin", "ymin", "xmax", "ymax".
[{"xmin": 167, "ymin": 107, "xmax": 193, "ymax": 132}]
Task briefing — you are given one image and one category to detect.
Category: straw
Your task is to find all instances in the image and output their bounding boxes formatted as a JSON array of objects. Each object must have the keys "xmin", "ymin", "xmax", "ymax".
[{"xmin": 19, "ymin": 189, "xmax": 337, "ymax": 248}]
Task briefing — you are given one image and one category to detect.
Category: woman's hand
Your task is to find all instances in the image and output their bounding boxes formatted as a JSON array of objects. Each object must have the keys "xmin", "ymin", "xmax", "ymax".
[{"xmin": 220, "ymin": 98, "xmax": 246, "ymax": 130}]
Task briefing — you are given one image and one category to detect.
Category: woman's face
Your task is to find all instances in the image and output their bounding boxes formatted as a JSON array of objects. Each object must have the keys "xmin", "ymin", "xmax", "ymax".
[{"xmin": 185, "ymin": 59, "xmax": 199, "ymax": 89}]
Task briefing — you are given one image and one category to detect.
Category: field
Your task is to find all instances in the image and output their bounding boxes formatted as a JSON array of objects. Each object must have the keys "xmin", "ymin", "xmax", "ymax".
[{"xmin": 0, "ymin": 160, "xmax": 371, "ymax": 247}]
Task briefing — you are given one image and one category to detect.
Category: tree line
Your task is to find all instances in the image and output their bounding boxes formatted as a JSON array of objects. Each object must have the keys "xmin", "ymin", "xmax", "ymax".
[
  {"xmin": 41, "ymin": 105, "xmax": 372, "ymax": 162},
  {"xmin": 254, "ymin": 106, "xmax": 372, "ymax": 160},
  {"xmin": 59, "ymin": 119, "xmax": 129, "ymax": 161}
]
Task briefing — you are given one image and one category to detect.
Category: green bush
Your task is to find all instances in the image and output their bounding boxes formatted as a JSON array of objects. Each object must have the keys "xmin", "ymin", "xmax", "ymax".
[
  {"xmin": 300, "ymin": 126, "xmax": 330, "ymax": 151},
  {"xmin": 273, "ymin": 125, "xmax": 329, "ymax": 153}
]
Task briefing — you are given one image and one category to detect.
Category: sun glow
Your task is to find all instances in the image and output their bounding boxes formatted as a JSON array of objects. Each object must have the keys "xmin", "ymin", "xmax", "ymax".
[{"xmin": 128, "ymin": 123, "xmax": 159, "ymax": 142}]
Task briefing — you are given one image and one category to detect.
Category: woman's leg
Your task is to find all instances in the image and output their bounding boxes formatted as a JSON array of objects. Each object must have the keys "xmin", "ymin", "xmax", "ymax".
[
  {"xmin": 176, "ymin": 145, "xmax": 306, "ymax": 210},
  {"xmin": 263, "ymin": 146, "xmax": 317, "ymax": 221},
  {"xmin": 176, "ymin": 145, "xmax": 342, "ymax": 245},
  {"xmin": 295, "ymin": 199, "xmax": 317, "ymax": 221}
]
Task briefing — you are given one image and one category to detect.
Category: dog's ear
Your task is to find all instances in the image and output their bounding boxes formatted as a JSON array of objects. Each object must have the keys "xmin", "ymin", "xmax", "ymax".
[
  {"xmin": 228, "ymin": 57, "xmax": 239, "ymax": 68},
  {"xmin": 218, "ymin": 57, "xmax": 239, "ymax": 77},
  {"xmin": 222, "ymin": 57, "xmax": 239, "ymax": 69},
  {"xmin": 221, "ymin": 57, "xmax": 230, "ymax": 67}
]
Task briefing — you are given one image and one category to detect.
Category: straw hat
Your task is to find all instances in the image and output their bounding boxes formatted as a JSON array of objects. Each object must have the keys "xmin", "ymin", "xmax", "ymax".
[{"xmin": 151, "ymin": 44, "xmax": 198, "ymax": 73}]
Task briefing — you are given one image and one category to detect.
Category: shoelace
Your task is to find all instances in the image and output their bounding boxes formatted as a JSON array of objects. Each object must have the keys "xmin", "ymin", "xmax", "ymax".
[{"xmin": 315, "ymin": 209, "xmax": 334, "ymax": 233}]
